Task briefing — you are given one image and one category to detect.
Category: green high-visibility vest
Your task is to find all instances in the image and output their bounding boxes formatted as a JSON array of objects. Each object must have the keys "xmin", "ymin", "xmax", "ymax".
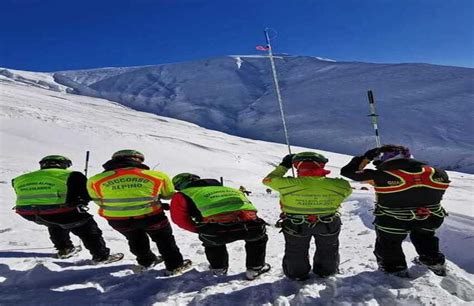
[
  {"xmin": 87, "ymin": 167, "xmax": 174, "ymax": 218},
  {"xmin": 181, "ymin": 186, "xmax": 257, "ymax": 217},
  {"xmin": 263, "ymin": 169, "xmax": 352, "ymax": 215},
  {"xmin": 13, "ymin": 169, "xmax": 71, "ymax": 207}
]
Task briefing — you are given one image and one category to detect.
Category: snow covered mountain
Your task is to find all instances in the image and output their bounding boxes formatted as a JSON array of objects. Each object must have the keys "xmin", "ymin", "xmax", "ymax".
[
  {"xmin": 50, "ymin": 56, "xmax": 474, "ymax": 173},
  {"xmin": 1, "ymin": 68, "xmax": 473, "ymax": 305}
]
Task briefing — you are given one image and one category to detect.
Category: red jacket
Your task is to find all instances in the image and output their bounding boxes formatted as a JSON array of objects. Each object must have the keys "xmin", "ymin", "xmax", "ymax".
[{"xmin": 170, "ymin": 193, "xmax": 198, "ymax": 233}]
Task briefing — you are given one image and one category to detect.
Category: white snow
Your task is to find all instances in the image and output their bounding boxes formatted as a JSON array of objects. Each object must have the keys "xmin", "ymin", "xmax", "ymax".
[
  {"xmin": 0, "ymin": 67, "xmax": 68, "ymax": 92},
  {"xmin": 234, "ymin": 57, "xmax": 243, "ymax": 69},
  {"xmin": 0, "ymin": 70, "xmax": 473, "ymax": 305},
  {"xmin": 229, "ymin": 55, "xmax": 285, "ymax": 59},
  {"xmin": 47, "ymin": 56, "xmax": 474, "ymax": 173},
  {"xmin": 313, "ymin": 56, "xmax": 337, "ymax": 62}
]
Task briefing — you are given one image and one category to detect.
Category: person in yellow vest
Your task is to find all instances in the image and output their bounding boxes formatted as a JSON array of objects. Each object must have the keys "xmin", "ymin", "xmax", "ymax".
[
  {"xmin": 340, "ymin": 144, "xmax": 450, "ymax": 277},
  {"xmin": 12, "ymin": 155, "xmax": 114, "ymax": 262},
  {"xmin": 170, "ymin": 173, "xmax": 270, "ymax": 280},
  {"xmin": 263, "ymin": 152, "xmax": 352, "ymax": 280},
  {"xmin": 87, "ymin": 150, "xmax": 191, "ymax": 274}
]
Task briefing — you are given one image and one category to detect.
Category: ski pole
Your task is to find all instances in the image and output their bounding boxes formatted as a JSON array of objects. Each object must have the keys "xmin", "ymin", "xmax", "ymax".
[
  {"xmin": 84, "ymin": 150, "xmax": 90, "ymax": 177},
  {"xmin": 367, "ymin": 90, "xmax": 382, "ymax": 148},
  {"xmin": 263, "ymin": 28, "xmax": 295, "ymax": 176}
]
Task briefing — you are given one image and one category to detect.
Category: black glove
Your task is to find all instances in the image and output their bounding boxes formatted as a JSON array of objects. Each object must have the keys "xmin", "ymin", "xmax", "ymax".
[
  {"xmin": 363, "ymin": 148, "xmax": 380, "ymax": 161},
  {"xmin": 279, "ymin": 154, "xmax": 295, "ymax": 168}
]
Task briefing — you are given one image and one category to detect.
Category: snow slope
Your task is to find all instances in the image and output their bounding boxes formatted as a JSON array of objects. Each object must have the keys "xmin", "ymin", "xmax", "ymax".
[
  {"xmin": 0, "ymin": 70, "xmax": 473, "ymax": 305},
  {"xmin": 49, "ymin": 56, "xmax": 474, "ymax": 173}
]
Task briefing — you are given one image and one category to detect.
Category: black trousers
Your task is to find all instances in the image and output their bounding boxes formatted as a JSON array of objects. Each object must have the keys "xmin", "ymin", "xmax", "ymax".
[
  {"xmin": 281, "ymin": 217, "xmax": 341, "ymax": 279},
  {"xmin": 197, "ymin": 218, "xmax": 268, "ymax": 269},
  {"xmin": 374, "ymin": 214, "xmax": 445, "ymax": 272},
  {"xmin": 107, "ymin": 213, "xmax": 184, "ymax": 269},
  {"xmin": 20, "ymin": 210, "xmax": 110, "ymax": 260}
]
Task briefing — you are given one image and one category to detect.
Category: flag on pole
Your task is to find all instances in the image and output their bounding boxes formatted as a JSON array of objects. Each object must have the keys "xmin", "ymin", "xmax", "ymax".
[{"xmin": 256, "ymin": 45, "xmax": 270, "ymax": 51}]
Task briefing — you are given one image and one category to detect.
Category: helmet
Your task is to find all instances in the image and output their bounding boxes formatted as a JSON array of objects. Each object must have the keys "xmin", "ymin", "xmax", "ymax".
[
  {"xmin": 292, "ymin": 152, "xmax": 328, "ymax": 164},
  {"xmin": 374, "ymin": 145, "xmax": 411, "ymax": 165},
  {"xmin": 292, "ymin": 152, "xmax": 330, "ymax": 177},
  {"xmin": 172, "ymin": 173, "xmax": 200, "ymax": 190},
  {"xmin": 39, "ymin": 155, "xmax": 72, "ymax": 169},
  {"xmin": 112, "ymin": 150, "xmax": 145, "ymax": 162}
]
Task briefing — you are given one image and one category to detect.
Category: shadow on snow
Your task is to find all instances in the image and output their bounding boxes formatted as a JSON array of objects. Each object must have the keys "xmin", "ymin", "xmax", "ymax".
[
  {"xmin": 348, "ymin": 194, "xmax": 474, "ymax": 273},
  {"xmin": 0, "ymin": 261, "xmax": 244, "ymax": 305}
]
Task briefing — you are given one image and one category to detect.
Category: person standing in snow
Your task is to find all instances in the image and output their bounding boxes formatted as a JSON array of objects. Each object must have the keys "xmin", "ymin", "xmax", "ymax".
[
  {"xmin": 12, "ymin": 155, "xmax": 113, "ymax": 262},
  {"xmin": 87, "ymin": 150, "xmax": 190, "ymax": 274},
  {"xmin": 263, "ymin": 152, "xmax": 352, "ymax": 280},
  {"xmin": 239, "ymin": 185, "xmax": 252, "ymax": 196},
  {"xmin": 170, "ymin": 173, "xmax": 270, "ymax": 280},
  {"xmin": 340, "ymin": 145, "xmax": 450, "ymax": 277}
]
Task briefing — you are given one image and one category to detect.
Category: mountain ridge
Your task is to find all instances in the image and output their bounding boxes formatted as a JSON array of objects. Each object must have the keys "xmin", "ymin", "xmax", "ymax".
[
  {"xmin": 4, "ymin": 55, "xmax": 474, "ymax": 172},
  {"xmin": 1, "ymin": 65, "xmax": 473, "ymax": 305}
]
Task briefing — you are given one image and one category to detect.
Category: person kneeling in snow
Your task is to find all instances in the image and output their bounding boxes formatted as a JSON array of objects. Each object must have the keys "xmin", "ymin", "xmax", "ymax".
[
  {"xmin": 263, "ymin": 152, "xmax": 352, "ymax": 280},
  {"xmin": 12, "ymin": 155, "xmax": 113, "ymax": 262},
  {"xmin": 87, "ymin": 150, "xmax": 190, "ymax": 275},
  {"xmin": 170, "ymin": 173, "xmax": 270, "ymax": 280},
  {"xmin": 340, "ymin": 145, "xmax": 450, "ymax": 277}
]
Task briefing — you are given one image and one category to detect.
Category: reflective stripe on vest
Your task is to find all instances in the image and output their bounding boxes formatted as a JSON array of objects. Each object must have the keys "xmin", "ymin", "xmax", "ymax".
[
  {"xmin": 98, "ymin": 202, "xmax": 158, "ymax": 211},
  {"xmin": 374, "ymin": 166, "xmax": 449, "ymax": 194},
  {"xmin": 89, "ymin": 168, "xmax": 164, "ymax": 218},
  {"xmin": 17, "ymin": 193, "xmax": 67, "ymax": 200},
  {"xmin": 180, "ymin": 186, "xmax": 257, "ymax": 217},
  {"xmin": 92, "ymin": 196, "xmax": 159, "ymax": 203},
  {"xmin": 280, "ymin": 204, "xmax": 338, "ymax": 215},
  {"xmin": 13, "ymin": 169, "xmax": 71, "ymax": 207}
]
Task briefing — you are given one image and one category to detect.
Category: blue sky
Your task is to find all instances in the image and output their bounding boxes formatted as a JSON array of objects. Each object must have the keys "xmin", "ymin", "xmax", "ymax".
[{"xmin": 1, "ymin": 0, "xmax": 472, "ymax": 71}]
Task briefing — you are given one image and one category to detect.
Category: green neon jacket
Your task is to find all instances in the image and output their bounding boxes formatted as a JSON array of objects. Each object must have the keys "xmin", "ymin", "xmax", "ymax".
[
  {"xmin": 13, "ymin": 169, "xmax": 72, "ymax": 207},
  {"xmin": 263, "ymin": 166, "xmax": 352, "ymax": 215},
  {"xmin": 180, "ymin": 185, "xmax": 257, "ymax": 217}
]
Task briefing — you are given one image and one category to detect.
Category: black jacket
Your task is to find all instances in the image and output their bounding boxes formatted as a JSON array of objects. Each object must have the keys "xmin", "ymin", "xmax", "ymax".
[
  {"xmin": 340, "ymin": 156, "xmax": 450, "ymax": 208},
  {"xmin": 66, "ymin": 171, "xmax": 92, "ymax": 205}
]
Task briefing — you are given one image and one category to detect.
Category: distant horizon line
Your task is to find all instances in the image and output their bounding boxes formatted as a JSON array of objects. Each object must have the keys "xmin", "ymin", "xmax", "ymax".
[{"xmin": 1, "ymin": 54, "xmax": 472, "ymax": 73}]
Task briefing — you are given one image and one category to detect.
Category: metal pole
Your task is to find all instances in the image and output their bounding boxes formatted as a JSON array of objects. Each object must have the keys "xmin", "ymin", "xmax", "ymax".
[
  {"xmin": 367, "ymin": 90, "xmax": 382, "ymax": 147},
  {"xmin": 264, "ymin": 29, "xmax": 295, "ymax": 176},
  {"xmin": 84, "ymin": 150, "xmax": 90, "ymax": 177}
]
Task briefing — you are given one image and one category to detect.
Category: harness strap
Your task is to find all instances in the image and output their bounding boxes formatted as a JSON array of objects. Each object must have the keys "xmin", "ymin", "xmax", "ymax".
[
  {"xmin": 281, "ymin": 212, "xmax": 340, "ymax": 227},
  {"xmin": 375, "ymin": 224, "xmax": 410, "ymax": 235},
  {"xmin": 374, "ymin": 204, "xmax": 447, "ymax": 221},
  {"xmin": 34, "ymin": 214, "xmax": 93, "ymax": 229},
  {"xmin": 97, "ymin": 201, "xmax": 161, "ymax": 211}
]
